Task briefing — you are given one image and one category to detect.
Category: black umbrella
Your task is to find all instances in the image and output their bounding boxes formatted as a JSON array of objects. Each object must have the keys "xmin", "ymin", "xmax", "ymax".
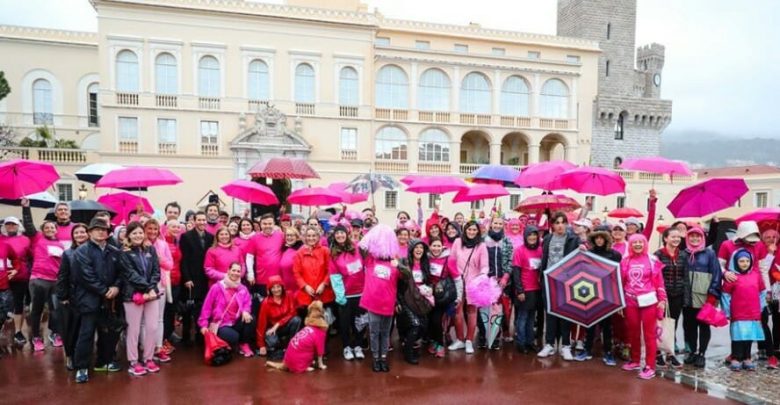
[{"xmin": 44, "ymin": 200, "xmax": 116, "ymax": 224}]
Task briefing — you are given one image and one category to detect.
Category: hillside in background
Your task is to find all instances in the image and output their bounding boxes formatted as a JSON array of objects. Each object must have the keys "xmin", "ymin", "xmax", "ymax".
[{"xmin": 660, "ymin": 130, "xmax": 779, "ymax": 168}]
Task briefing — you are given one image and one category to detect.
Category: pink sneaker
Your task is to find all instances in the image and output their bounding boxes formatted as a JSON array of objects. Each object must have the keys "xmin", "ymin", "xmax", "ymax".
[
  {"xmin": 32, "ymin": 337, "xmax": 45, "ymax": 352},
  {"xmin": 155, "ymin": 351, "xmax": 172, "ymax": 363},
  {"xmin": 128, "ymin": 362, "xmax": 147, "ymax": 376},
  {"xmin": 435, "ymin": 345, "xmax": 445, "ymax": 358},
  {"xmin": 145, "ymin": 360, "xmax": 160, "ymax": 373},
  {"xmin": 51, "ymin": 334, "xmax": 64, "ymax": 348},
  {"xmin": 621, "ymin": 361, "xmax": 641, "ymax": 371},
  {"xmin": 239, "ymin": 344, "xmax": 254, "ymax": 358},
  {"xmin": 638, "ymin": 367, "xmax": 656, "ymax": 380}
]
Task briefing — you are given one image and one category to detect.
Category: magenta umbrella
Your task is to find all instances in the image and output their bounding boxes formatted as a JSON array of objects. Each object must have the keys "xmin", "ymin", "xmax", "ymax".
[
  {"xmin": 327, "ymin": 182, "xmax": 369, "ymax": 205},
  {"xmin": 288, "ymin": 187, "xmax": 343, "ymax": 206},
  {"xmin": 400, "ymin": 175, "xmax": 430, "ymax": 186},
  {"xmin": 619, "ymin": 156, "xmax": 692, "ymax": 178},
  {"xmin": 221, "ymin": 180, "xmax": 278, "ymax": 205},
  {"xmin": 515, "ymin": 160, "xmax": 575, "ymax": 190},
  {"xmin": 96, "ymin": 167, "xmax": 182, "ymax": 189},
  {"xmin": 453, "ymin": 184, "xmax": 509, "ymax": 203},
  {"xmin": 97, "ymin": 192, "xmax": 153, "ymax": 225},
  {"xmin": 736, "ymin": 208, "xmax": 780, "ymax": 225},
  {"xmin": 557, "ymin": 166, "xmax": 626, "ymax": 196},
  {"xmin": 667, "ymin": 178, "xmax": 748, "ymax": 218},
  {"xmin": 406, "ymin": 176, "xmax": 468, "ymax": 194},
  {"xmin": 0, "ymin": 159, "xmax": 60, "ymax": 199}
]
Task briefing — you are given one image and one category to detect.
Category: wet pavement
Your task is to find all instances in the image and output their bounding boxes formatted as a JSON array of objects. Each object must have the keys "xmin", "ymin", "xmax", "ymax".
[{"xmin": 0, "ymin": 334, "xmax": 740, "ymax": 405}]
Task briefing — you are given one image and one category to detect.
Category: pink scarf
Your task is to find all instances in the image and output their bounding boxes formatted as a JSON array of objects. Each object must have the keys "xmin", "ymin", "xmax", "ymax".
[{"xmin": 686, "ymin": 226, "xmax": 706, "ymax": 263}]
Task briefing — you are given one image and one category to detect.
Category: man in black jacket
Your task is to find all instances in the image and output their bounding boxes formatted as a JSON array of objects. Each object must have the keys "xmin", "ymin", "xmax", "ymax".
[
  {"xmin": 537, "ymin": 212, "xmax": 581, "ymax": 361},
  {"xmin": 179, "ymin": 211, "xmax": 213, "ymax": 345},
  {"xmin": 71, "ymin": 218, "xmax": 121, "ymax": 383}
]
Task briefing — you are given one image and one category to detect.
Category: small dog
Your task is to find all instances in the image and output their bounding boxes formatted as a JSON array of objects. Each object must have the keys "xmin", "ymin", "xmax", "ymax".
[{"xmin": 266, "ymin": 300, "xmax": 328, "ymax": 372}]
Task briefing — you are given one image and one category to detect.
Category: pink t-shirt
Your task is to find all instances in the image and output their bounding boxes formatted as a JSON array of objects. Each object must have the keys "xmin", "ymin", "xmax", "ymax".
[
  {"xmin": 245, "ymin": 230, "xmax": 284, "ymax": 285},
  {"xmin": 55, "ymin": 222, "xmax": 75, "ymax": 250},
  {"xmin": 204, "ymin": 244, "xmax": 246, "ymax": 286},
  {"xmin": 0, "ymin": 235, "xmax": 31, "ymax": 281},
  {"xmin": 512, "ymin": 244, "xmax": 543, "ymax": 292},
  {"xmin": 329, "ymin": 250, "xmax": 365, "ymax": 296},
  {"xmin": 718, "ymin": 240, "xmax": 768, "ymax": 273},
  {"xmin": 283, "ymin": 326, "xmax": 326, "ymax": 373},
  {"xmin": 359, "ymin": 256, "xmax": 400, "ymax": 316},
  {"xmin": 279, "ymin": 246, "xmax": 300, "ymax": 295},
  {"xmin": 428, "ymin": 254, "xmax": 451, "ymax": 285},
  {"xmin": 29, "ymin": 234, "xmax": 64, "ymax": 281}
]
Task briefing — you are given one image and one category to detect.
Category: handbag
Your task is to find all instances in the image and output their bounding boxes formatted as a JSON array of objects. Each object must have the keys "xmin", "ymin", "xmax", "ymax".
[
  {"xmin": 656, "ymin": 306, "xmax": 675, "ymax": 354},
  {"xmin": 203, "ymin": 330, "xmax": 232, "ymax": 367},
  {"xmin": 403, "ymin": 281, "xmax": 433, "ymax": 316},
  {"xmin": 434, "ymin": 277, "xmax": 457, "ymax": 307},
  {"xmin": 696, "ymin": 302, "xmax": 728, "ymax": 327}
]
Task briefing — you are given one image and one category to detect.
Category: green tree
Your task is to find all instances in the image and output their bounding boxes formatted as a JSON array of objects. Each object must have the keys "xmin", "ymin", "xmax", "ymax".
[
  {"xmin": 18, "ymin": 126, "xmax": 77, "ymax": 149},
  {"xmin": 0, "ymin": 71, "xmax": 10, "ymax": 102}
]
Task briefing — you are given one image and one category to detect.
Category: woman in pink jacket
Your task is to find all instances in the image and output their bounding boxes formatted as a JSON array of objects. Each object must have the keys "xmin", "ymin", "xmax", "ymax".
[
  {"xmin": 447, "ymin": 221, "xmax": 488, "ymax": 355},
  {"xmin": 144, "ymin": 219, "xmax": 174, "ymax": 363},
  {"xmin": 620, "ymin": 233, "xmax": 667, "ymax": 380},
  {"xmin": 199, "ymin": 263, "xmax": 254, "ymax": 357},
  {"xmin": 204, "ymin": 227, "xmax": 246, "ymax": 286}
]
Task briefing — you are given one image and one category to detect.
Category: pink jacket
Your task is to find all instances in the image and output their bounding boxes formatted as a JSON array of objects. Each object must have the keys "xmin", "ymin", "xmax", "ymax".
[
  {"xmin": 204, "ymin": 244, "xmax": 246, "ymax": 286},
  {"xmin": 723, "ymin": 269, "xmax": 763, "ymax": 322},
  {"xmin": 359, "ymin": 256, "xmax": 400, "ymax": 316},
  {"xmin": 329, "ymin": 249, "xmax": 365, "ymax": 296},
  {"xmin": 198, "ymin": 281, "xmax": 252, "ymax": 329},
  {"xmin": 448, "ymin": 238, "xmax": 489, "ymax": 286},
  {"xmin": 29, "ymin": 234, "xmax": 64, "ymax": 281},
  {"xmin": 0, "ymin": 235, "xmax": 31, "ymax": 281},
  {"xmin": 620, "ymin": 234, "xmax": 667, "ymax": 307},
  {"xmin": 150, "ymin": 237, "xmax": 173, "ymax": 272}
]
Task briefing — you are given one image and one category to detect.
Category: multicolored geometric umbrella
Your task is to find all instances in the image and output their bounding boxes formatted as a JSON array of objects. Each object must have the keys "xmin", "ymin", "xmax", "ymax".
[
  {"xmin": 544, "ymin": 250, "xmax": 625, "ymax": 328},
  {"xmin": 478, "ymin": 303, "xmax": 504, "ymax": 349},
  {"xmin": 514, "ymin": 194, "xmax": 580, "ymax": 214},
  {"xmin": 247, "ymin": 157, "xmax": 319, "ymax": 180},
  {"xmin": 348, "ymin": 172, "xmax": 399, "ymax": 194}
]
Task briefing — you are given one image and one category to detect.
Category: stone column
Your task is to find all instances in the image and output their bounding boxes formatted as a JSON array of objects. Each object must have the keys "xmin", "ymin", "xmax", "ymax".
[
  {"xmin": 565, "ymin": 145, "xmax": 578, "ymax": 163},
  {"xmin": 489, "ymin": 142, "xmax": 501, "ymax": 165},
  {"xmin": 528, "ymin": 143, "xmax": 540, "ymax": 164},
  {"xmin": 450, "ymin": 140, "xmax": 461, "ymax": 174}
]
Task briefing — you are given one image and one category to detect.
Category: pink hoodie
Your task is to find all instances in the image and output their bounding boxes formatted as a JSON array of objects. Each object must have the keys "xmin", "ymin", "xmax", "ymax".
[
  {"xmin": 0, "ymin": 235, "xmax": 31, "ymax": 281},
  {"xmin": 329, "ymin": 249, "xmax": 365, "ymax": 296},
  {"xmin": 620, "ymin": 234, "xmax": 667, "ymax": 308},
  {"xmin": 198, "ymin": 280, "xmax": 252, "ymax": 329},
  {"xmin": 359, "ymin": 255, "xmax": 400, "ymax": 316},
  {"xmin": 29, "ymin": 233, "xmax": 64, "ymax": 281},
  {"xmin": 204, "ymin": 244, "xmax": 246, "ymax": 286},
  {"xmin": 448, "ymin": 238, "xmax": 489, "ymax": 287}
]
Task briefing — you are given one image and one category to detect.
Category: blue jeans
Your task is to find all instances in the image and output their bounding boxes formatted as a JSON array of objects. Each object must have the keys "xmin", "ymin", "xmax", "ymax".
[{"xmin": 514, "ymin": 290, "xmax": 539, "ymax": 346}]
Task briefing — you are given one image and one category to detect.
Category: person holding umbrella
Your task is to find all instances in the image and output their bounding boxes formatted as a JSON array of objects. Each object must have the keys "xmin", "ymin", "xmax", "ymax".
[
  {"xmin": 22, "ymin": 198, "xmax": 66, "ymax": 351},
  {"xmin": 144, "ymin": 219, "xmax": 174, "ymax": 364},
  {"xmin": 1, "ymin": 216, "xmax": 32, "ymax": 347},
  {"xmin": 52, "ymin": 202, "xmax": 75, "ymax": 249},
  {"xmin": 537, "ymin": 212, "xmax": 580, "ymax": 361}
]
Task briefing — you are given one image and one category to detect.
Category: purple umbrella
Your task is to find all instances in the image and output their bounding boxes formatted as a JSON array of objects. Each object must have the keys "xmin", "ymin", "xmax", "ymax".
[
  {"xmin": 667, "ymin": 178, "xmax": 748, "ymax": 218},
  {"xmin": 468, "ymin": 165, "xmax": 521, "ymax": 186}
]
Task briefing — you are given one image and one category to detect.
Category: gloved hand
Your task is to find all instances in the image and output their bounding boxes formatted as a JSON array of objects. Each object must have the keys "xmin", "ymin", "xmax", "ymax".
[
  {"xmin": 706, "ymin": 294, "xmax": 717, "ymax": 305},
  {"xmin": 336, "ymin": 294, "xmax": 347, "ymax": 306}
]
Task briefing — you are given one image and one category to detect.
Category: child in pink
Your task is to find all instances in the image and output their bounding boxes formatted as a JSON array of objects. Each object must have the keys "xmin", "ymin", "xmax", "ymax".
[
  {"xmin": 722, "ymin": 249, "xmax": 766, "ymax": 371},
  {"xmin": 267, "ymin": 300, "xmax": 328, "ymax": 373},
  {"xmin": 620, "ymin": 233, "xmax": 667, "ymax": 380}
]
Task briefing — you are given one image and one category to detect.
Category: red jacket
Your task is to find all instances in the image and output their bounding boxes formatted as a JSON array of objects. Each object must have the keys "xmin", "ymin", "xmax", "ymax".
[
  {"xmin": 256, "ymin": 276, "xmax": 298, "ymax": 348},
  {"xmin": 0, "ymin": 242, "xmax": 19, "ymax": 290},
  {"xmin": 293, "ymin": 244, "xmax": 334, "ymax": 306},
  {"xmin": 165, "ymin": 234, "xmax": 182, "ymax": 286}
]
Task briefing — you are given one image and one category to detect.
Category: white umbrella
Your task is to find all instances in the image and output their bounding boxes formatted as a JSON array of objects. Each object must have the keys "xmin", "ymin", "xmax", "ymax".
[{"xmin": 75, "ymin": 163, "xmax": 123, "ymax": 184}]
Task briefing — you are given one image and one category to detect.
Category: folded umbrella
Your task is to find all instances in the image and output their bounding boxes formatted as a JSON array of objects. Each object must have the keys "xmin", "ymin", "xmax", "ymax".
[
  {"xmin": 557, "ymin": 166, "xmax": 626, "ymax": 196},
  {"xmin": 667, "ymin": 178, "xmax": 748, "ymax": 218},
  {"xmin": 452, "ymin": 184, "xmax": 509, "ymax": 203},
  {"xmin": 288, "ymin": 187, "xmax": 343, "ymax": 206},
  {"xmin": 406, "ymin": 176, "xmax": 468, "ymax": 194},
  {"xmin": 97, "ymin": 192, "xmax": 154, "ymax": 225},
  {"xmin": 0, "ymin": 159, "xmax": 60, "ymax": 199},
  {"xmin": 221, "ymin": 180, "xmax": 279, "ymax": 206}
]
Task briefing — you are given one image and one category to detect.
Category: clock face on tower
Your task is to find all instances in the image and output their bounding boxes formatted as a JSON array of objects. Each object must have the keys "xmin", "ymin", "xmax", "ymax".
[{"xmin": 653, "ymin": 73, "xmax": 661, "ymax": 87}]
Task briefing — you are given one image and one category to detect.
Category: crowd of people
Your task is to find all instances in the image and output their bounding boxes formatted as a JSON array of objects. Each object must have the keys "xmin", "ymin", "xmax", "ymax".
[{"xmin": 0, "ymin": 190, "xmax": 778, "ymax": 384}]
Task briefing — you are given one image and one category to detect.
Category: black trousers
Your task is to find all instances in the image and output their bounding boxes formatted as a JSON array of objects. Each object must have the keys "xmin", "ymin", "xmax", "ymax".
[
  {"xmin": 584, "ymin": 318, "xmax": 613, "ymax": 354},
  {"xmin": 217, "ymin": 321, "xmax": 255, "ymax": 347},
  {"xmin": 732, "ymin": 340, "xmax": 752, "ymax": 361},
  {"xmin": 759, "ymin": 302, "xmax": 780, "ymax": 355},
  {"xmin": 428, "ymin": 304, "xmax": 447, "ymax": 347},
  {"xmin": 180, "ymin": 298, "xmax": 203, "ymax": 344},
  {"xmin": 58, "ymin": 303, "xmax": 81, "ymax": 358},
  {"xmin": 73, "ymin": 311, "xmax": 120, "ymax": 370},
  {"xmin": 163, "ymin": 285, "xmax": 181, "ymax": 341},
  {"xmin": 545, "ymin": 313, "xmax": 571, "ymax": 346},
  {"xmin": 338, "ymin": 297, "xmax": 365, "ymax": 349},
  {"xmin": 683, "ymin": 307, "xmax": 711, "ymax": 354},
  {"xmin": 266, "ymin": 316, "xmax": 303, "ymax": 352}
]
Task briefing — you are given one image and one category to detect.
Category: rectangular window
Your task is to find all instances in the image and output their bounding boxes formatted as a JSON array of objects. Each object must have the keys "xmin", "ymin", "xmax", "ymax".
[
  {"xmin": 118, "ymin": 117, "xmax": 138, "ymax": 140},
  {"xmin": 755, "ymin": 192, "xmax": 769, "ymax": 208},
  {"xmin": 57, "ymin": 184, "xmax": 73, "ymax": 202},
  {"xmin": 340, "ymin": 127, "xmax": 357, "ymax": 151},
  {"xmin": 606, "ymin": 60, "xmax": 610, "ymax": 77},
  {"xmin": 566, "ymin": 55, "xmax": 581, "ymax": 63},
  {"xmin": 157, "ymin": 119, "xmax": 177, "ymax": 144},
  {"xmin": 428, "ymin": 194, "xmax": 441, "ymax": 210},
  {"xmin": 88, "ymin": 92, "xmax": 99, "ymax": 127},
  {"xmin": 200, "ymin": 120, "xmax": 218, "ymax": 145},
  {"xmin": 470, "ymin": 200, "xmax": 483, "ymax": 210},
  {"xmin": 376, "ymin": 37, "xmax": 390, "ymax": 46},
  {"xmin": 607, "ymin": 23, "xmax": 611, "ymax": 40},
  {"xmin": 384, "ymin": 190, "xmax": 398, "ymax": 209},
  {"xmin": 527, "ymin": 51, "xmax": 540, "ymax": 59},
  {"xmin": 415, "ymin": 40, "xmax": 431, "ymax": 50},
  {"xmin": 454, "ymin": 44, "xmax": 468, "ymax": 53},
  {"xmin": 492, "ymin": 47, "xmax": 506, "ymax": 56},
  {"xmin": 616, "ymin": 196, "xmax": 626, "ymax": 209},
  {"xmin": 509, "ymin": 194, "xmax": 521, "ymax": 209}
]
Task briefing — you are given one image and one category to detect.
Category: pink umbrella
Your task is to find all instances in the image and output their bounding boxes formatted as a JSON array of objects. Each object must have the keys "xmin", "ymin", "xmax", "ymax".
[
  {"xmin": 400, "ymin": 175, "xmax": 430, "ymax": 186},
  {"xmin": 736, "ymin": 208, "xmax": 780, "ymax": 225},
  {"xmin": 221, "ymin": 180, "xmax": 279, "ymax": 205},
  {"xmin": 406, "ymin": 176, "xmax": 468, "ymax": 194},
  {"xmin": 248, "ymin": 157, "xmax": 319, "ymax": 180},
  {"xmin": 288, "ymin": 187, "xmax": 343, "ymax": 206},
  {"xmin": 515, "ymin": 194, "xmax": 580, "ymax": 214},
  {"xmin": 619, "ymin": 156, "xmax": 692, "ymax": 178},
  {"xmin": 453, "ymin": 184, "xmax": 509, "ymax": 203},
  {"xmin": 607, "ymin": 207, "xmax": 644, "ymax": 219},
  {"xmin": 515, "ymin": 160, "xmax": 575, "ymax": 189},
  {"xmin": 0, "ymin": 159, "xmax": 60, "ymax": 199},
  {"xmin": 327, "ymin": 182, "xmax": 369, "ymax": 205},
  {"xmin": 96, "ymin": 166, "xmax": 182, "ymax": 189},
  {"xmin": 667, "ymin": 178, "xmax": 748, "ymax": 218},
  {"xmin": 97, "ymin": 192, "xmax": 153, "ymax": 225},
  {"xmin": 557, "ymin": 166, "xmax": 626, "ymax": 196}
]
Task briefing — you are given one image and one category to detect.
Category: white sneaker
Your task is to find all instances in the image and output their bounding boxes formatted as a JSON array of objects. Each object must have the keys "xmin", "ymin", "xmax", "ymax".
[
  {"xmin": 537, "ymin": 344, "xmax": 556, "ymax": 358},
  {"xmin": 343, "ymin": 347, "xmax": 354, "ymax": 361},
  {"xmin": 448, "ymin": 340, "xmax": 466, "ymax": 351},
  {"xmin": 352, "ymin": 346, "xmax": 365, "ymax": 360},
  {"xmin": 575, "ymin": 340, "xmax": 585, "ymax": 351},
  {"xmin": 561, "ymin": 345, "xmax": 574, "ymax": 361},
  {"xmin": 465, "ymin": 340, "xmax": 475, "ymax": 354}
]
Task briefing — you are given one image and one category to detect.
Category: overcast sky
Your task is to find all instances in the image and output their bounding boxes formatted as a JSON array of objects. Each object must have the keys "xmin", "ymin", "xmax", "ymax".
[{"xmin": 1, "ymin": 0, "xmax": 777, "ymax": 137}]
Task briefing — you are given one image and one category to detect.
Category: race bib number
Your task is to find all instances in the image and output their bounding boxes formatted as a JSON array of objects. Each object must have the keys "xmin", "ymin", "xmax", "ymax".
[
  {"xmin": 374, "ymin": 264, "xmax": 391, "ymax": 280},
  {"xmin": 412, "ymin": 270, "xmax": 424, "ymax": 284},
  {"xmin": 47, "ymin": 246, "xmax": 64, "ymax": 258},
  {"xmin": 0, "ymin": 261, "xmax": 5, "ymax": 270},
  {"xmin": 61, "ymin": 241, "xmax": 72, "ymax": 250},
  {"xmin": 430, "ymin": 263, "xmax": 443, "ymax": 277},
  {"xmin": 529, "ymin": 258, "xmax": 541, "ymax": 270},
  {"xmin": 346, "ymin": 260, "xmax": 362, "ymax": 275}
]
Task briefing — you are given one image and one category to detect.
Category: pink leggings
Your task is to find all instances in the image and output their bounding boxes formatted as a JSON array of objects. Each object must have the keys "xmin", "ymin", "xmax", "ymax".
[
  {"xmin": 452, "ymin": 300, "xmax": 479, "ymax": 342},
  {"xmin": 124, "ymin": 300, "xmax": 160, "ymax": 363},
  {"xmin": 625, "ymin": 305, "xmax": 657, "ymax": 369}
]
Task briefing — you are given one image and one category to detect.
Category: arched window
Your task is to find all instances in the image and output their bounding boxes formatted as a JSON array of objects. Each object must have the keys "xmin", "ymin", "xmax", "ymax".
[
  {"xmin": 115, "ymin": 50, "xmax": 139, "ymax": 92},
  {"xmin": 540, "ymin": 79, "xmax": 568, "ymax": 118},
  {"xmin": 375, "ymin": 65, "xmax": 408, "ymax": 109},
  {"xmin": 339, "ymin": 66, "xmax": 359, "ymax": 106},
  {"xmin": 155, "ymin": 53, "xmax": 177, "ymax": 94},
  {"xmin": 248, "ymin": 59, "xmax": 269, "ymax": 101},
  {"xmin": 375, "ymin": 126, "xmax": 407, "ymax": 160},
  {"xmin": 614, "ymin": 111, "xmax": 627, "ymax": 140},
  {"xmin": 460, "ymin": 72, "xmax": 491, "ymax": 114},
  {"xmin": 198, "ymin": 56, "xmax": 220, "ymax": 97},
  {"xmin": 32, "ymin": 79, "xmax": 53, "ymax": 125},
  {"xmin": 418, "ymin": 128, "xmax": 450, "ymax": 162},
  {"xmin": 500, "ymin": 76, "xmax": 529, "ymax": 116},
  {"xmin": 87, "ymin": 83, "xmax": 99, "ymax": 127},
  {"xmin": 613, "ymin": 157, "xmax": 623, "ymax": 169},
  {"xmin": 294, "ymin": 63, "xmax": 315, "ymax": 103},
  {"xmin": 418, "ymin": 68, "xmax": 450, "ymax": 111}
]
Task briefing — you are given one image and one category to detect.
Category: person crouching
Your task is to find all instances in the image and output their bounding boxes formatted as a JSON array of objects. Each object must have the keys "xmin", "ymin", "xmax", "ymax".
[{"xmin": 199, "ymin": 263, "xmax": 255, "ymax": 358}]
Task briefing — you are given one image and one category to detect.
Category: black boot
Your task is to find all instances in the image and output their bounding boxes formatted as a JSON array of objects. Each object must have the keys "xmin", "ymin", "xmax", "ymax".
[
  {"xmin": 380, "ymin": 358, "xmax": 390, "ymax": 372},
  {"xmin": 404, "ymin": 345, "xmax": 419, "ymax": 365},
  {"xmin": 372, "ymin": 358, "xmax": 382, "ymax": 372}
]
